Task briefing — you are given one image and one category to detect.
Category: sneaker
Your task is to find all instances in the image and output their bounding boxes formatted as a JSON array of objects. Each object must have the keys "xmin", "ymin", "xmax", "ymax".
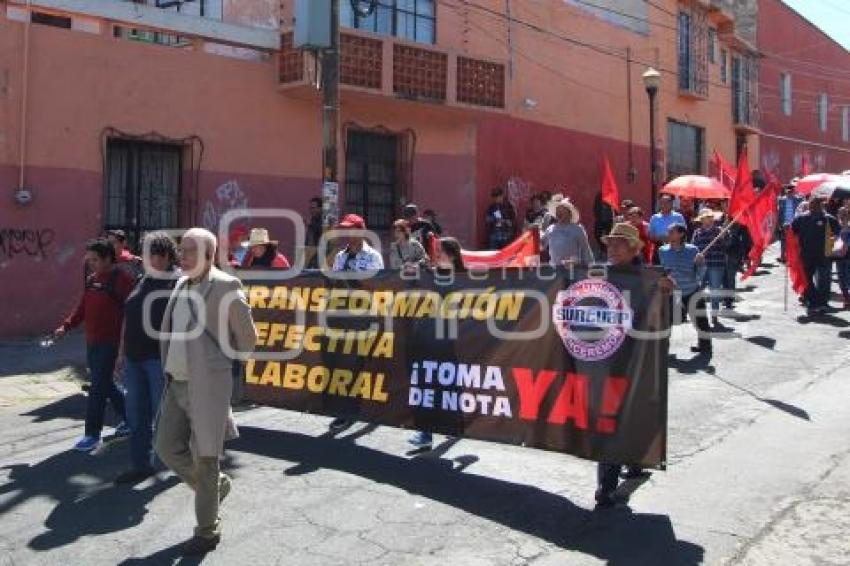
[
  {"xmin": 114, "ymin": 468, "xmax": 156, "ymax": 485},
  {"xmin": 182, "ymin": 534, "xmax": 220, "ymax": 556},
  {"xmin": 621, "ymin": 466, "xmax": 652, "ymax": 480},
  {"xmin": 73, "ymin": 436, "xmax": 101, "ymax": 453},
  {"xmin": 328, "ymin": 417, "xmax": 354, "ymax": 432},
  {"xmin": 407, "ymin": 431, "xmax": 433, "ymax": 449},
  {"xmin": 114, "ymin": 421, "xmax": 131, "ymax": 437}
]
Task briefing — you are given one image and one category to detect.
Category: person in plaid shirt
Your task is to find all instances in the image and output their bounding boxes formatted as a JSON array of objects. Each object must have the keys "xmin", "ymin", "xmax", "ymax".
[{"xmin": 691, "ymin": 209, "xmax": 727, "ymax": 326}]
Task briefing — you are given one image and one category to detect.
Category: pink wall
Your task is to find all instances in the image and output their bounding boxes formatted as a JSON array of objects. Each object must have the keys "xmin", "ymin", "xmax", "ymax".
[
  {"xmin": 475, "ymin": 115, "xmax": 651, "ymax": 247},
  {"xmin": 758, "ymin": 0, "xmax": 850, "ymax": 179}
]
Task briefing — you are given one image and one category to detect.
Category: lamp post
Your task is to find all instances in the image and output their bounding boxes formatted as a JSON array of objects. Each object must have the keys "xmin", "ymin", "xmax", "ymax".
[{"xmin": 642, "ymin": 67, "xmax": 661, "ymax": 213}]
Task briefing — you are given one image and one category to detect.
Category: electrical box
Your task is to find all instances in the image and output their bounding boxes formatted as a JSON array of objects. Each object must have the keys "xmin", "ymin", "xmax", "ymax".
[{"xmin": 294, "ymin": 0, "xmax": 332, "ymax": 50}]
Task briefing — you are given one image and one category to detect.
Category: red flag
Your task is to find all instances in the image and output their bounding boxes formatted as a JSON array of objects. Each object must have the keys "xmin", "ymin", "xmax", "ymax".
[
  {"xmin": 600, "ymin": 156, "xmax": 621, "ymax": 213},
  {"xmin": 462, "ymin": 229, "xmax": 540, "ymax": 268},
  {"xmin": 728, "ymin": 147, "xmax": 756, "ymax": 221},
  {"xmin": 741, "ymin": 183, "xmax": 779, "ymax": 280},
  {"xmin": 785, "ymin": 227, "xmax": 809, "ymax": 296},
  {"xmin": 712, "ymin": 149, "xmax": 736, "ymax": 190}
]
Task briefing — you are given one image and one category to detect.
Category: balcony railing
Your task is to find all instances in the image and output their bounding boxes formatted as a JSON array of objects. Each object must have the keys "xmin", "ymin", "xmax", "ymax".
[{"xmin": 278, "ymin": 30, "xmax": 507, "ymax": 111}]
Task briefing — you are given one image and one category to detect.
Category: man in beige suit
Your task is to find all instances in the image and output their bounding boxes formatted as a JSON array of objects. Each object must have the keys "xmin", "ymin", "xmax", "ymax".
[{"xmin": 155, "ymin": 227, "xmax": 257, "ymax": 556}]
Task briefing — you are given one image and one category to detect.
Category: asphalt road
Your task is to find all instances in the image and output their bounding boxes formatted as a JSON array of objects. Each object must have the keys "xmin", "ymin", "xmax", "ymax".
[{"xmin": 1, "ymin": 246, "xmax": 849, "ymax": 565}]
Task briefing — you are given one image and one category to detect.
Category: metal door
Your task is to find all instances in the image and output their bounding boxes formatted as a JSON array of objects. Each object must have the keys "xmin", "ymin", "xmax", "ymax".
[{"xmin": 345, "ymin": 131, "xmax": 398, "ymax": 233}]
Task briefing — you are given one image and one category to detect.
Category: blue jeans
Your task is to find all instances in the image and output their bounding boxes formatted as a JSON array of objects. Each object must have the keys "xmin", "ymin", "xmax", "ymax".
[
  {"xmin": 703, "ymin": 267, "xmax": 725, "ymax": 314},
  {"xmin": 85, "ymin": 344, "xmax": 126, "ymax": 438},
  {"xmin": 124, "ymin": 358, "xmax": 166, "ymax": 470}
]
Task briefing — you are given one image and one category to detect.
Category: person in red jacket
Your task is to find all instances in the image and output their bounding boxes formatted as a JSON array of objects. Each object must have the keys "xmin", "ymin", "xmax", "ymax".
[
  {"xmin": 55, "ymin": 238, "xmax": 136, "ymax": 452},
  {"xmin": 239, "ymin": 228, "xmax": 291, "ymax": 269}
]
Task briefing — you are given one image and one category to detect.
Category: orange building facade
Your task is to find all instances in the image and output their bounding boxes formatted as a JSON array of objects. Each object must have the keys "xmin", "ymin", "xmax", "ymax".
[{"xmin": 0, "ymin": 0, "xmax": 756, "ymax": 337}]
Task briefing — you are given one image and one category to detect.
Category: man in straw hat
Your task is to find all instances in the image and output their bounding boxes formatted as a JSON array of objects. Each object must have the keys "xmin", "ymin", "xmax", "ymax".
[
  {"xmin": 596, "ymin": 223, "xmax": 675, "ymax": 507},
  {"xmin": 542, "ymin": 194, "xmax": 594, "ymax": 266}
]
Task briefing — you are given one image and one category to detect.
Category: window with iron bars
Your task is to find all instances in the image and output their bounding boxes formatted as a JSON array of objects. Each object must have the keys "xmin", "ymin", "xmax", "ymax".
[
  {"xmin": 341, "ymin": 0, "xmax": 436, "ymax": 45},
  {"xmin": 677, "ymin": 5, "xmax": 708, "ymax": 97},
  {"xmin": 732, "ymin": 55, "xmax": 759, "ymax": 128}
]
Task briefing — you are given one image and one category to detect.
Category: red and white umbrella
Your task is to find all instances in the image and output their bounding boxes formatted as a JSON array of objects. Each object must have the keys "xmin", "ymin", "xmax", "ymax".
[
  {"xmin": 810, "ymin": 180, "xmax": 850, "ymax": 201},
  {"xmin": 661, "ymin": 175, "xmax": 731, "ymax": 200},
  {"xmin": 794, "ymin": 173, "xmax": 850, "ymax": 195}
]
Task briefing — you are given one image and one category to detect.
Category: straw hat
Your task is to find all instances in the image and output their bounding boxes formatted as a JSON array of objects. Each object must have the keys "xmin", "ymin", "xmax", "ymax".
[
  {"xmin": 601, "ymin": 222, "xmax": 644, "ymax": 250},
  {"xmin": 243, "ymin": 228, "xmax": 277, "ymax": 247},
  {"xmin": 547, "ymin": 193, "xmax": 580, "ymax": 224},
  {"xmin": 695, "ymin": 208, "xmax": 720, "ymax": 222}
]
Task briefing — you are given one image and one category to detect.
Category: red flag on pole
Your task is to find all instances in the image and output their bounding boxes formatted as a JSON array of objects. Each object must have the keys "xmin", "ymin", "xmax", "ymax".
[
  {"xmin": 728, "ymin": 146, "xmax": 756, "ymax": 220},
  {"xmin": 712, "ymin": 149, "xmax": 736, "ymax": 190},
  {"xmin": 741, "ymin": 183, "xmax": 779, "ymax": 280},
  {"xmin": 600, "ymin": 156, "xmax": 621, "ymax": 213},
  {"xmin": 785, "ymin": 227, "xmax": 809, "ymax": 296}
]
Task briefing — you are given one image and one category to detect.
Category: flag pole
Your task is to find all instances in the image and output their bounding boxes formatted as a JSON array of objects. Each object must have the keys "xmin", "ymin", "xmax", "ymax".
[
  {"xmin": 697, "ymin": 207, "xmax": 751, "ymax": 255},
  {"xmin": 784, "ymin": 260, "xmax": 789, "ymax": 312}
]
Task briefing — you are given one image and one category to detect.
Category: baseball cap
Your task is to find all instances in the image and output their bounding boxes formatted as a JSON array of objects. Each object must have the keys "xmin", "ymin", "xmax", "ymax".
[{"xmin": 338, "ymin": 214, "xmax": 366, "ymax": 229}]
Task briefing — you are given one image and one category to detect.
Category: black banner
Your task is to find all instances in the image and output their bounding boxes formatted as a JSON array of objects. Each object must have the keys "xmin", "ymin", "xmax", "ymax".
[{"xmin": 242, "ymin": 266, "xmax": 669, "ymax": 468}]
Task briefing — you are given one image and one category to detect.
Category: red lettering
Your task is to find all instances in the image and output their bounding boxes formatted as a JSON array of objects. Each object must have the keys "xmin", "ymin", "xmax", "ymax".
[
  {"xmin": 596, "ymin": 377, "xmax": 629, "ymax": 434},
  {"xmin": 512, "ymin": 368, "xmax": 558, "ymax": 420},
  {"xmin": 547, "ymin": 373, "xmax": 589, "ymax": 429}
]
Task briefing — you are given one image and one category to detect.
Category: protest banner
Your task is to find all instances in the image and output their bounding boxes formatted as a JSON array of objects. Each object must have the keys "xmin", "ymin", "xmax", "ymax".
[{"xmin": 241, "ymin": 267, "xmax": 670, "ymax": 468}]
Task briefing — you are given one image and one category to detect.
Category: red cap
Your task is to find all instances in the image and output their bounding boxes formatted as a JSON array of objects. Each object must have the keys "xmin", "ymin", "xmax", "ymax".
[{"xmin": 338, "ymin": 214, "xmax": 366, "ymax": 229}]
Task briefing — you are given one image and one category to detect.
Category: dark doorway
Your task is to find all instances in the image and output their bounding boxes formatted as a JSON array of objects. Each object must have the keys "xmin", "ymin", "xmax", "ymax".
[
  {"xmin": 104, "ymin": 139, "xmax": 182, "ymax": 250},
  {"xmin": 345, "ymin": 131, "xmax": 399, "ymax": 233}
]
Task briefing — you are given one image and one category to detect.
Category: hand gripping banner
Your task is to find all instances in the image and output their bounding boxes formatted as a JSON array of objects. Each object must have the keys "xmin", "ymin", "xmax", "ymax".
[{"xmin": 241, "ymin": 266, "xmax": 670, "ymax": 468}]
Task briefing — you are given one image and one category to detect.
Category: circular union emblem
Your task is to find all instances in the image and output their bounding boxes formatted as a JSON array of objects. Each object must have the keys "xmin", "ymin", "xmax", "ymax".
[{"xmin": 553, "ymin": 279, "xmax": 634, "ymax": 362}]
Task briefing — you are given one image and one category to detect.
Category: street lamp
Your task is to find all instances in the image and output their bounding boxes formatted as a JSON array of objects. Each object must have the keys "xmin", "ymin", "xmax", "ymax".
[{"xmin": 643, "ymin": 67, "xmax": 661, "ymax": 213}]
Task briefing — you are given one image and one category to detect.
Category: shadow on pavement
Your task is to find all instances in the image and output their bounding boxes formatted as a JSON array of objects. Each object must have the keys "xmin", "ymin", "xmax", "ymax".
[
  {"xmin": 839, "ymin": 331, "xmax": 850, "ymax": 340},
  {"xmin": 709, "ymin": 373, "xmax": 810, "ymax": 422},
  {"xmin": 230, "ymin": 426, "xmax": 706, "ymax": 565},
  {"xmin": 796, "ymin": 314, "xmax": 850, "ymax": 328},
  {"xmin": 745, "ymin": 336, "xmax": 777, "ymax": 350},
  {"xmin": 22, "ymin": 393, "xmax": 87, "ymax": 423},
  {"xmin": 668, "ymin": 354, "xmax": 715, "ymax": 375},
  {"xmin": 0, "ymin": 443, "xmax": 177, "ymax": 552},
  {"xmin": 117, "ymin": 541, "xmax": 206, "ymax": 566}
]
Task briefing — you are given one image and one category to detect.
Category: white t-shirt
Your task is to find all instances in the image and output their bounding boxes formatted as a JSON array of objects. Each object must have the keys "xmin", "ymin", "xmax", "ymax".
[
  {"xmin": 164, "ymin": 285, "xmax": 195, "ymax": 381},
  {"xmin": 332, "ymin": 242, "xmax": 385, "ymax": 272}
]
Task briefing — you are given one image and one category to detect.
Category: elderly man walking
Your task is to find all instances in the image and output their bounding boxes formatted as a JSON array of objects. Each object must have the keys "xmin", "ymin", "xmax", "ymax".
[{"xmin": 155, "ymin": 227, "xmax": 257, "ymax": 556}]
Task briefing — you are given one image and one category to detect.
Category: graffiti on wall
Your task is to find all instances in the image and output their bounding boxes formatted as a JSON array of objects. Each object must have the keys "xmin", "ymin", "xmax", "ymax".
[
  {"xmin": 0, "ymin": 228, "xmax": 55, "ymax": 262},
  {"xmin": 202, "ymin": 180, "xmax": 249, "ymax": 231}
]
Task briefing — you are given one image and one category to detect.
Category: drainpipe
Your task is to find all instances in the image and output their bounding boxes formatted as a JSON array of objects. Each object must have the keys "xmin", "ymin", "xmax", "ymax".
[{"xmin": 16, "ymin": 0, "xmax": 33, "ymax": 204}]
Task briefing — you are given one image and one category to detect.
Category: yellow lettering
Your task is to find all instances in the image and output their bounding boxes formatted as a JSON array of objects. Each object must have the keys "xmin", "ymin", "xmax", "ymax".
[
  {"xmin": 440, "ymin": 293, "xmax": 462, "ymax": 318},
  {"xmin": 349, "ymin": 290, "xmax": 371, "ymax": 315},
  {"xmin": 328, "ymin": 369, "xmax": 354, "ymax": 396},
  {"xmin": 283, "ymin": 363, "xmax": 307, "ymax": 390},
  {"xmin": 248, "ymin": 286, "xmax": 270, "ymax": 309},
  {"xmin": 284, "ymin": 325, "xmax": 305, "ymax": 350},
  {"xmin": 267, "ymin": 286, "xmax": 287, "ymax": 310},
  {"xmin": 287, "ymin": 287, "xmax": 310, "ymax": 311},
  {"xmin": 392, "ymin": 292, "xmax": 419, "ymax": 317},
  {"xmin": 415, "ymin": 292, "xmax": 439, "ymax": 318},
  {"xmin": 328, "ymin": 289, "xmax": 348, "ymax": 311},
  {"xmin": 304, "ymin": 327, "xmax": 322, "ymax": 352},
  {"xmin": 310, "ymin": 287, "xmax": 328, "ymax": 312},
  {"xmin": 496, "ymin": 292, "xmax": 524, "ymax": 321},
  {"xmin": 349, "ymin": 372, "xmax": 372, "ymax": 399},
  {"xmin": 268, "ymin": 323, "xmax": 287, "ymax": 348},
  {"xmin": 245, "ymin": 359, "xmax": 260, "ymax": 384},
  {"xmin": 255, "ymin": 322, "xmax": 269, "ymax": 346},
  {"xmin": 372, "ymin": 373, "xmax": 389, "ymax": 402},
  {"xmin": 356, "ymin": 331, "xmax": 378, "ymax": 356},
  {"xmin": 372, "ymin": 333, "xmax": 394, "ymax": 359},
  {"xmin": 307, "ymin": 366, "xmax": 331, "ymax": 393},
  {"xmin": 372, "ymin": 291, "xmax": 392, "ymax": 317},
  {"xmin": 259, "ymin": 361, "xmax": 281, "ymax": 387},
  {"xmin": 459, "ymin": 292, "xmax": 475, "ymax": 319}
]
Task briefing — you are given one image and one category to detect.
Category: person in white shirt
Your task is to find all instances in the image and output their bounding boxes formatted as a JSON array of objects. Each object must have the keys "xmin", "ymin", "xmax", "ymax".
[{"xmin": 328, "ymin": 214, "xmax": 383, "ymax": 432}]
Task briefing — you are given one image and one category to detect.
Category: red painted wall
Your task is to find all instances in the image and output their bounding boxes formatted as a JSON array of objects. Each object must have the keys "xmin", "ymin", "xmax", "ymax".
[
  {"xmin": 475, "ymin": 115, "xmax": 652, "ymax": 247},
  {"xmin": 758, "ymin": 0, "xmax": 850, "ymax": 179}
]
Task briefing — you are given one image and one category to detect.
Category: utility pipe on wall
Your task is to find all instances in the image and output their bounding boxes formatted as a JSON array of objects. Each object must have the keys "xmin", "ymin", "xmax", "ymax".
[{"xmin": 18, "ymin": 0, "xmax": 33, "ymax": 192}]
